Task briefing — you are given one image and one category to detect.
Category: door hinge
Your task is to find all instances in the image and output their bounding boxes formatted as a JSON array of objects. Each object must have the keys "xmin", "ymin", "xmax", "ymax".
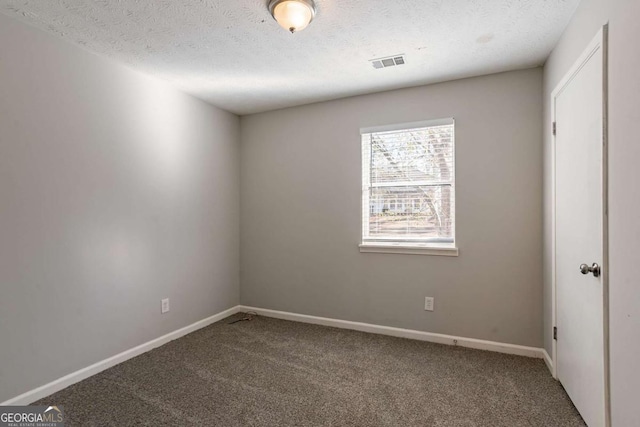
[
  {"xmin": 553, "ymin": 326, "xmax": 558, "ymax": 340},
  {"xmin": 552, "ymin": 122, "xmax": 557, "ymax": 136}
]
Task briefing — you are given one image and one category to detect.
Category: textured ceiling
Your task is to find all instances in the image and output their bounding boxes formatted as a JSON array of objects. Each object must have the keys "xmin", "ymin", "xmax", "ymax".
[{"xmin": 0, "ymin": 0, "xmax": 579, "ymax": 115}]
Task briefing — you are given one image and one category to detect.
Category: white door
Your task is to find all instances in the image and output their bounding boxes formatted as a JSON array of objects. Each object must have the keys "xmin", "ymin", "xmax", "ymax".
[{"xmin": 554, "ymin": 28, "xmax": 608, "ymax": 427}]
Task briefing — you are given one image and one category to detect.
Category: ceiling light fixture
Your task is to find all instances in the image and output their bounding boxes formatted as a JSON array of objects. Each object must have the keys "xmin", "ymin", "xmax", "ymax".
[{"xmin": 268, "ymin": 0, "xmax": 317, "ymax": 34}]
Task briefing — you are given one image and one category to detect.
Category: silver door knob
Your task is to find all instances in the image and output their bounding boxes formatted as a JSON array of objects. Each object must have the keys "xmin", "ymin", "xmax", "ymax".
[{"xmin": 580, "ymin": 263, "xmax": 601, "ymax": 278}]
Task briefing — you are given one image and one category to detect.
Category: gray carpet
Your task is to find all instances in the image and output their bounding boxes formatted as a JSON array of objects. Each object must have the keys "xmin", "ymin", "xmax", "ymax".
[{"xmin": 35, "ymin": 313, "xmax": 585, "ymax": 426}]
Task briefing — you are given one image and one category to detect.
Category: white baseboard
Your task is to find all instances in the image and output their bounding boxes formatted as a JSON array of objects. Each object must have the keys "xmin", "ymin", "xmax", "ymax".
[
  {"xmin": 1, "ymin": 305, "xmax": 242, "ymax": 406},
  {"xmin": 542, "ymin": 349, "xmax": 554, "ymax": 375},
  {"xmin": 239, "ymin": 306, "xmax": 545, "ymax": 359},
  {"xmin": 3, "ymin": 304, "xmax": 548, "ymax": 405}
]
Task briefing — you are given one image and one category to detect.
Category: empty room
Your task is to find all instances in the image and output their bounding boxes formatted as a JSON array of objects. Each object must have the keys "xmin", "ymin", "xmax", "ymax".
[{"xmin": 0, "ymin": 0, "xmax": 638, "ymax": 426}]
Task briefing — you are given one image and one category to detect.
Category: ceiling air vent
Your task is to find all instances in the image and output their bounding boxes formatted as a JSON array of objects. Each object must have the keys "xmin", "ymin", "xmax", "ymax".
[{"xmin": 371, "ymin": 54, "xmax": 406, "ymax": 69}]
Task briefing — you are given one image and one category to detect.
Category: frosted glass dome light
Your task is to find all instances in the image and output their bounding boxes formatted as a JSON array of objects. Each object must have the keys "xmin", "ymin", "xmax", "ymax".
[{"xmin": 268, "ymin": 0, "xmax": 317, "ymax": 33}]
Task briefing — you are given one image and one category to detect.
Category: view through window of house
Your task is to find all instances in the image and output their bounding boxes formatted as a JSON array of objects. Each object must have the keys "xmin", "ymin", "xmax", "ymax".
[{"xmin": 361, "ymin": 119, "xmax": 455, "ymax": 246}]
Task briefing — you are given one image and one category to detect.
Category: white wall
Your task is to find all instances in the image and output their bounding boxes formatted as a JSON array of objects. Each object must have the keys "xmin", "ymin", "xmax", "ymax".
[
  {"xmin": 240, "ymin": 68, "xmax": 543, "ymax": 347},
  {"xmin": 0, "ymin": 13, "xmax": 240, "ymax": 403},
  {"xmin": 542, "ymin": 0, "xmax": 640, "ymax": 424}
]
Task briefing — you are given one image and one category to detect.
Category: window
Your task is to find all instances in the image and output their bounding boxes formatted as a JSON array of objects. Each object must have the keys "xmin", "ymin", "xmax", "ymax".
[{"xmin": 360, "ymin": 119, "xmax": 457, "ymax": 256}]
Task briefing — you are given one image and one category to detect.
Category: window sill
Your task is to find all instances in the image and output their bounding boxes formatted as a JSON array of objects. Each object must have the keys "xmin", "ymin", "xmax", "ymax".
[{"xmin": 359, "ymin": 243, "xmax": 459, "ymax": 257}]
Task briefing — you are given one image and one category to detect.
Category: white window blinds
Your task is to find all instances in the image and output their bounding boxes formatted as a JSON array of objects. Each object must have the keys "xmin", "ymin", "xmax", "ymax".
[{"xmin": 361, "ymin": 119, "xmax": 455, "ymax": 246}]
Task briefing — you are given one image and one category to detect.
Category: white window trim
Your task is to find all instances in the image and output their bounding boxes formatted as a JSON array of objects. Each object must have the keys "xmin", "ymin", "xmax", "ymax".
[
  {"xmin": 360, "ymin": 118, "xmax": 458, "ymax": 256},
  {"xmin": 359, "ymin": 242, "xmax": 459, "ymax": 256},
  {"xmin": 360, "ymin": 118, "xmax": 455, "ymax": 134}
]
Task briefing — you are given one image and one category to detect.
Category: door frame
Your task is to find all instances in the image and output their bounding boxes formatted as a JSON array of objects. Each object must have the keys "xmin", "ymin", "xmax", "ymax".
[{"xmin": 551, "ymin": 24, "xmax": 610, "ymax": 426}]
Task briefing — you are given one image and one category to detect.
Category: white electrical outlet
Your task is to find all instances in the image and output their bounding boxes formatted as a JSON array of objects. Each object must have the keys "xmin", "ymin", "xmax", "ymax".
[
  {"xmin": 161, "ymin": 298, "xmax": 170, "ymax": 314},
  {"xmin": 424, "ymin": 297, "xmax": 434, "ymax": 312}
]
